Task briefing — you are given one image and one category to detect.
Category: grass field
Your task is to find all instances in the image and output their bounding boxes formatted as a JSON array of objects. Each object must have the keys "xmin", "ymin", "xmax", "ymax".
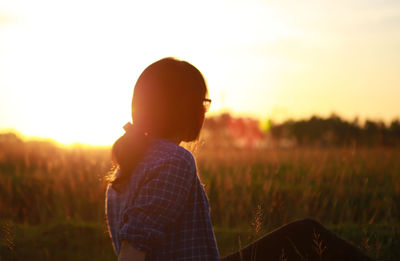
[{"xmin": 0, "ymin": 135, "xmax": 399, "ymax": 260}]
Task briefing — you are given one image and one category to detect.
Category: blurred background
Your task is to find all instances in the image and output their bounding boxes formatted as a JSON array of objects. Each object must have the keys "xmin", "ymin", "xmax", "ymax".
[{"xmin": 0, "ymin": 0, "xmax": 399, "ymax": 260}]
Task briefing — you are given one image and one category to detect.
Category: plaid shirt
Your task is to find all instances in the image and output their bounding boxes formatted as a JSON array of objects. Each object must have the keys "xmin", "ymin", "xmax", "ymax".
[{"xmin": 106, "ymin": 137, "xmax": 219, "ymax": 260}]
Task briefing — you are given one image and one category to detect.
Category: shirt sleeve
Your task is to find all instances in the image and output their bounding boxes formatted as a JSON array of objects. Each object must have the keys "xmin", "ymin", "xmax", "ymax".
[{"xmin": 118, "ymin": 155, "xmax": 196, "ymax": 252}]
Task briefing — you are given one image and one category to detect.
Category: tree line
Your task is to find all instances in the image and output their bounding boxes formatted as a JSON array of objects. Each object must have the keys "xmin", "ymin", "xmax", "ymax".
[
  {"xmin": 270, "ymin": 115, "xmax": 400, "ymax": 147},
  {"xmin": 203, "ymin": 113, "xmax": 400, "ymax": 148},
  {"xmin": 1, "ymin": 113, "xmax": 399, "ymax": 148}
]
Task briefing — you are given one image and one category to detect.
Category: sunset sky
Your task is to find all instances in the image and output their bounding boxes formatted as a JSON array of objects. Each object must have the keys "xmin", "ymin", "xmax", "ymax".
[{"xmin": 1, "ymin": 0, "xmax": 399, "ymax": 145}]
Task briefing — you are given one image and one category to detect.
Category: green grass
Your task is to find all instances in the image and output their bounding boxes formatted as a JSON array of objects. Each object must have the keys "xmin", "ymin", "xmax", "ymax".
[
  {"xmin": 0, "ymin": 220, "xmax": 115, "ymax": 261},
  {"xmin": 1, "ymin": 221, "xmax": 398, "ymax": 260}
]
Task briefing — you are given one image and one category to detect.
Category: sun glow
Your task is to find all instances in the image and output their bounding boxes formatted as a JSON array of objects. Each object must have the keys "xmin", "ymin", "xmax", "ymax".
[
  {"xmin": 1, "ymin": 0, "xmax": 400, "ymax": 145},
  {"xmin": 0, "ymin": 0, "xmax": 290, "ymax": 145}
]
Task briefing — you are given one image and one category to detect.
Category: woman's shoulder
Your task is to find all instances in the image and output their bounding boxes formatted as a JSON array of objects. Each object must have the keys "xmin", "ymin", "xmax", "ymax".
[{"xmin": 144, "ymin": 137, "xmax": 196, "ymax": 170}]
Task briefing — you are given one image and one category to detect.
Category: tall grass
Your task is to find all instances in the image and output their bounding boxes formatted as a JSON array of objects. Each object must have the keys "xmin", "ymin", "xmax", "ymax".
[
  {"xmin": 0, "ymin": 135, "xmax": 399, "ymax": 259},
  {"xmin": 197, "ymin": 147, "xmax": 400, "ymax": 229}
]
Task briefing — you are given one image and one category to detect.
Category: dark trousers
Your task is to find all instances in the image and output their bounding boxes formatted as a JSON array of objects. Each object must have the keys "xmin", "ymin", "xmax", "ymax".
[{"xmin": 221, "ymin": 219, "xmax": 374, "ymax": 261}]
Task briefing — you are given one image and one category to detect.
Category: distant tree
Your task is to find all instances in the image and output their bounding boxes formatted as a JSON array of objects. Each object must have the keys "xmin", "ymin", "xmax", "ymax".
[
  {"xmin": 389, "ymin": 119, "xmax": 400, "ymax": 146},
  {"xmin": 270, "ymin": 115, "xmax": 399, "ymax": 147}
]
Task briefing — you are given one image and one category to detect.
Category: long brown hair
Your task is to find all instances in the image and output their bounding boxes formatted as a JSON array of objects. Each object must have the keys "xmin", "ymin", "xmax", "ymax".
[{"xmin": 110, "ymin": 57, "xmax": 208, "ymax": 191}]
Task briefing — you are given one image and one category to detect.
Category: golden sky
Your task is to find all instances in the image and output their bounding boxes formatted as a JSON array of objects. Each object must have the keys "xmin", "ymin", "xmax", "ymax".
[{"xmin": 1, "ymin": 0, "xmax": 399, "ymax": 145}]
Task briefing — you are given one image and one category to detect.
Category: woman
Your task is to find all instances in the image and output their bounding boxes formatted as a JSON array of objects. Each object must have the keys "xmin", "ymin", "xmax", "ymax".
[
  {"xmin": 106, "ymin": 57, "xmax": 373, "ymax": 261},
  {"xmin": 106, "ymin": 57, "xmax": 218, "ymax": 261}
]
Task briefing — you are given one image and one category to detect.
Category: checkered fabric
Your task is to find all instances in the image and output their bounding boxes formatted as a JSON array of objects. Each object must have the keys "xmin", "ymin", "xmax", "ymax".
[{"xmin": 106, "ymin": 137, "xmax": 219, "ymax": 260}]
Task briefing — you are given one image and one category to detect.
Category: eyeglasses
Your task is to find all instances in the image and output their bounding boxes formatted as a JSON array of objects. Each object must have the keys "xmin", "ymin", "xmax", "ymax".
[{"xmin": 203, "ymin": 98, "xmax": 212, "ymax": 113}]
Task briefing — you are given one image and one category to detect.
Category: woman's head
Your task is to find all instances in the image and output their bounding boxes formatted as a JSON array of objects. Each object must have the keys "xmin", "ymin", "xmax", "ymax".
[
  {"xmin": 111, "ymin": 57, "xmax": 209, "ymax": 190},
  {"xmin": 132, "ymin": 57, "xmax": 208, "ymax": 141}
]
